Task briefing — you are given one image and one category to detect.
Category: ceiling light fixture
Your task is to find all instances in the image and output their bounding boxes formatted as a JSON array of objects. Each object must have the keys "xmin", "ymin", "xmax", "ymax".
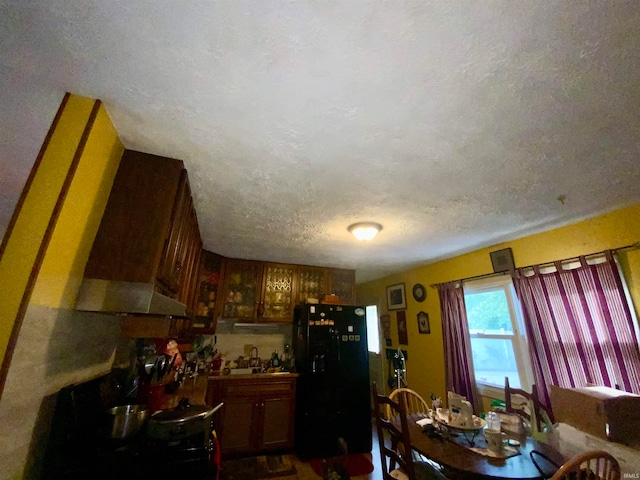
[{"xmin": 348, "ymin": 222, "xmax": 383, "ymax": 241}]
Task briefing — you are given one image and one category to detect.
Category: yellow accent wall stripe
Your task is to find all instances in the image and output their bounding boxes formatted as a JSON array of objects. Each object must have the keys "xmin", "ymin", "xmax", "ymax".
[{"xmin": 31, "ymin": 104, "xmax": 124, "ymax": 308}]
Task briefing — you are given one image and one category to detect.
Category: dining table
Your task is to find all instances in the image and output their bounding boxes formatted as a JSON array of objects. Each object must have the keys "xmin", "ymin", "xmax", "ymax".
[{"xmin": 405, "ymin": 413, "xmax": 567, "ymax": 480}]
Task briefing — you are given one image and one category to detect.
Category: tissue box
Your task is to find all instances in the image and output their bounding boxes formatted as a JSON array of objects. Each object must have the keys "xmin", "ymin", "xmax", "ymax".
[{"xmin": 550, "ymin": 385, "xmax": 640, "ymax": 447}]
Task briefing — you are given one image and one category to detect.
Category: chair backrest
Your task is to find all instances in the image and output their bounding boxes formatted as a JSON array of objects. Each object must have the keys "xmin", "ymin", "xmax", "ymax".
[
  {"xmin": 550, "ymin": 450, "xmax": 620, "ymax": 480},
  {"xmin": 372, "ymin": 382, "xmax": 417, "ymax": 480},
  {"xmin": 505, "ymin": 376, "xmax": 545, "ymax": 431},
  {"xmin": 386, "ymin": 388, "xmax": 430, "ymax": 420}
]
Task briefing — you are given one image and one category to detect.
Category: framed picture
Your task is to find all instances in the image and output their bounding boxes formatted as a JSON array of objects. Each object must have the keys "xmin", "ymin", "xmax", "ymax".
[
  {"xmin": 397, "ymin": 311, "xmax": 408, "ymax": 345},
  {"xmin": 490, "ymin": 247, "xmax": 515, "ymax": 273},
  {"xmin": 417, "ymin": 311, "xmax": 430, "ymax": 334},
  {"xmin": 386, "ymin": 283, "xmax": 407, "ymax": 310}
]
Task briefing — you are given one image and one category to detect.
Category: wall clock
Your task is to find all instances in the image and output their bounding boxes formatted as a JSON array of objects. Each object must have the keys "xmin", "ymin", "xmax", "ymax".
[{"xmin": 412, "ymin": 283, "xmax": 426, "ymax": 302}]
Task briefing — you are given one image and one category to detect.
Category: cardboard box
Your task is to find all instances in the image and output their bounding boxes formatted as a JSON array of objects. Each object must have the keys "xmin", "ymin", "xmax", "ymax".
[{"xmin": 550, "ymin": 385, "xmax": 640, "ymax": 447}]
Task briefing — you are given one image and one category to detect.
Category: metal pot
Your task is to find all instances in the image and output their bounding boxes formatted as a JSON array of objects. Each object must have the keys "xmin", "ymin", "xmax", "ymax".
[
  {"xmin": 106, "ymin": 404, "xmax": 149, "ymax": 439},
  {"xmin": 146, "ymin": 399, "xmax": 223, "ymax": 441}
]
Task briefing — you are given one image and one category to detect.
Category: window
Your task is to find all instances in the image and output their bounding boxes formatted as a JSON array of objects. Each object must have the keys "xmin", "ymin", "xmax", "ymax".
[
  {"xmin": 366, "ymin": 305, "xmax": 380, "ymax": 354},
  {"xmin": 463, "ymin": 276, "xmax": 532, "ymax": 396}
]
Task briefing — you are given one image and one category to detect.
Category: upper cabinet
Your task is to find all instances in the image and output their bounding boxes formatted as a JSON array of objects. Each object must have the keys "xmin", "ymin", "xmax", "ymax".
[
  {"xmin": 261, "ymin": 263, "xmax": 296, "ymax": 323},
  {"xmin": 296, "ymin": 266, "xmax": 356, "ymax": 306},
  {"xmin": 295, "ymin": 265, "xmax": 329, "ymax": 305},
  {"xmin": 217, "ymin": 259, "xmax": 355, "ymax": 323},
  {"xmin": 218, "ymin": 260, "xmax": 297, "ymax": 323},
  {"xmin": 84, "ymin": 150, "xmax": 202, "ymax": 310},
  {"xmin": 328, "ymin": 268, "xmax": 356, "ymax": 305},
  {"xmin": 219, "ymin": 259, "xmax": 264, "ymax": 321},
  {"xmin": 192, "ymin": 250, "xmax": 225, "ymax": 332}
]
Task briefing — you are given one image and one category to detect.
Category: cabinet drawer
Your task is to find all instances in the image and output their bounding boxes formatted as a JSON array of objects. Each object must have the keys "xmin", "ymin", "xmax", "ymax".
[{"xmin": 225, "ymin": 379, "xmax": 295, "ymax": 397}]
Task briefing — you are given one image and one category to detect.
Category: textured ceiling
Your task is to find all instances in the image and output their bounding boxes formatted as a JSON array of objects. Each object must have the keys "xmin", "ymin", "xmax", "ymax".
[{"xmin": 2, "ymin": 1, "xmax": 640, "ymax": 283}]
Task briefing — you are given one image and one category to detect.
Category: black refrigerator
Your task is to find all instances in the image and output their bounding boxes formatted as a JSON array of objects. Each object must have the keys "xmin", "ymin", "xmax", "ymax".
[{"xmin": 293, "ymin": 304, "xmax": 372, "ymax": 460}]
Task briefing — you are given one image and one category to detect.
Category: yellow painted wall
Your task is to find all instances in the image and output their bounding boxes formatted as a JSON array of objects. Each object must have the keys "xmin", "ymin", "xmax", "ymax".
[
  {"xmin": 357, "ymin": 204, "xmax": 640, "ymax": 409},
  {"xmin": 0, "ymin": 94, "xmax": 123, "ymax": 383},
  {"xmin": 30, "ymin": 104, "xmax": 124, "ymax": 308}
]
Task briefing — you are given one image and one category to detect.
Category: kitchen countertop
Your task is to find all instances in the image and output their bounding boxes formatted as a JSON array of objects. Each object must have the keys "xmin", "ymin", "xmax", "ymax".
[{"xmin": 207, "ymin": 372, "xmax": 299, "ymax": 380}]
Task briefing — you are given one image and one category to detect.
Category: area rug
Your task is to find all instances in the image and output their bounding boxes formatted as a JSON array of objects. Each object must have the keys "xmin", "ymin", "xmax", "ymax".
[
  {"xmin": 309, "ymin": 453, "xmax": 374, "ymax": 477},
  {"xmin": 219, "ymin": 454, "xmax": 297, "ymax": 479}
]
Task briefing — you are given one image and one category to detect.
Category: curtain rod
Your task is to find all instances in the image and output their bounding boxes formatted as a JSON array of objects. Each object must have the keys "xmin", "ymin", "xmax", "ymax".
[{"xmin": 429, "ymin": 241, "xmax": 640, "ymax": 289}]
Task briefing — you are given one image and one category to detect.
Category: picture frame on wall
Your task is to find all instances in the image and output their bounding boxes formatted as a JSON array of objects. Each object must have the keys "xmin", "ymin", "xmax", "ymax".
[
  {"xmin": 397, "ymin": 311, "xmax": 409, "ymax": 345},
  {"xmin": 417, "ymin": 311, "xmax": 430, "ymax": 334},
  {"xmin": 490, "ymin": 247, "xmax": 515, "ymax": 273},
  {"xmin": 386, "ymin": 283, "xmax": 407, "ymax": 310}
]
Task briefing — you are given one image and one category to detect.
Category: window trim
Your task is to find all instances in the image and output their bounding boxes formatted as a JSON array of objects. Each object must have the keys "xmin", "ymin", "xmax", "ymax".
[{"xmin": 464, "ymin": 275, "xmax": 533, "ymax": 397}]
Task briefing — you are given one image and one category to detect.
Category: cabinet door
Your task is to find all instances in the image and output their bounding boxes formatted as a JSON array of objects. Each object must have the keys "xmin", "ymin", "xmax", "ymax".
[
  {"xmin": 176, "ymin": 193, "xmax": 202, "ymax": 307},
  {"xmin": 260, "ymin": 263, "xmax": 296, "ymax": 322},
  {"xmin": 219, "ymin": 259, "xmax": 263, "ymax": 320},
  {"xmin": 296, "ymin": 265, "xmax": 328, "ymax": 305},
  {"xmin": 329, "ymin": 268, "xmax": 356, "ymax": 305},
  {"xmin": 157, "ymin": 171, "xmax": 190, "ymax": 294},
  {"xmin": 260, "ymin": 396, "xmax": 295, "ymax": 450},
  {"xmin": 219, "ymin": 397, "xmax": 257, "ymax": 454},
  {"xmin": 84, "ymin": 150, "xmax": 184, "ymax": 283},
  {"xmin": 192, "ymin": 250, "xmax": 224, "ymax": 332}
]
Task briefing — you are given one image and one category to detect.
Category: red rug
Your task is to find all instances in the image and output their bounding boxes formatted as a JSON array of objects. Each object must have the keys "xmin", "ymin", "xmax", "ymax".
[{"xmin": 309, "ymin": 453, "xmax": 374, "ymax": 478}]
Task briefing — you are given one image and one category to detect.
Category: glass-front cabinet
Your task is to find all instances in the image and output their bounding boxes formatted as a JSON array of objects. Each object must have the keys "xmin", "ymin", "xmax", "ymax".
[
  {"xmin": 329, "ymin": 268, "xmax": 356, "ymax": 305},
  {"xmin": 217, "ymin": 259, "xmax": 355, "ymax": 324},
  {"xmin": 219, "ymin": 259, "xmax": 263, "ymax": 320},
  {"xmin": 296, "ymin": 265, "xmax": 328, "ymax": 305},
  {"xmin": 260, "ymin": 263, "xmax": 296, "ymax": 323}
]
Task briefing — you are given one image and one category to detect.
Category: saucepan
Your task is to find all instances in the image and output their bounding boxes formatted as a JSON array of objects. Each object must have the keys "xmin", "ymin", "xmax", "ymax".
[{"xmin": 105, "ymin": 404, "xmax": 149, "ymax": 439}]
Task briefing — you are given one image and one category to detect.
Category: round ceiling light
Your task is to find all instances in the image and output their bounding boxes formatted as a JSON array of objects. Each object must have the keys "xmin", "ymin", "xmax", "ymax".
[{"xmin": 348, "ymin": 222, "xmax": 383, "ymax": 241}]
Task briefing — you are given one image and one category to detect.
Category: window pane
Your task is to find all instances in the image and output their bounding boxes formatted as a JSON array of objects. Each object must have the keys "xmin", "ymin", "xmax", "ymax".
[
  {"xmin": 470, "ymin": 337, "xmax": 521, "ymax": 388},
  {"xmin": 465, "ymin": 290, "xmax": 513, "ymax": 334},
  {"xmin": 366, "ymin": 305, "xmax": 380, "ymax": 353}
]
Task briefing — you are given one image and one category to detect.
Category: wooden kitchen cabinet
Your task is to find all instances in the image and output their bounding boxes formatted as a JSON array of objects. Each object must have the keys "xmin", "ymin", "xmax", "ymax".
[
  {"xmin": 192, "ymin": 250, "xmax": 225, "ymax": 332},
  {"xmin": 84, "ymin": 150, "xmax": 202, "ymax": 309},
  {"xmin": 206, "ymin": 375, "xmax": 297, "ymax": 456},
  {"xmin": 328, "ymin": 268, "xmax": 356, "ymax": 305},
  {"xmin": 218, "ymin": 260, "xmax": 297, "ymax": 323},
  {"xmin": 295, "ymin": 265, "xmax": 329, "ymax": 305},
  {"xmin": 219, "ymin": 259, "xmax": 263, "ymax": 320},
  {"xmin": 260, "ymin": 262, "xmax": 296, "ymax": 323},
  {"xmin": 157, "ymin": 170, "xmax": 202, "ymax": 306},
  {"xmin": 294, "ymin": 266, "xmax": 356, "ymax": 306}
]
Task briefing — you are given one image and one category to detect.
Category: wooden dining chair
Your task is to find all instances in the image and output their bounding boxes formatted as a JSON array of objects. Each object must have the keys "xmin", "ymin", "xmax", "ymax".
[
  {"xmin": 504, "ymin": 376, "xmax": 545, "ymax": 431},
  {"xmin": 372, "ymin": 383, "xmax": 448, "ymax": 480},
  {"xmin": 549, "ymin": 450, "xmax": 620, "ymax": 480},
  {"xmin": 386, "ymin": 388, "xmax": 430, "ymax": 420}
]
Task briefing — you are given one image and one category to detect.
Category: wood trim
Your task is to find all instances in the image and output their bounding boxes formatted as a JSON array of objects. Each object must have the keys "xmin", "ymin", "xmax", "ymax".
[{"xmin": 0, "ymin": 98, "xmax": 101, "ymax": 400}]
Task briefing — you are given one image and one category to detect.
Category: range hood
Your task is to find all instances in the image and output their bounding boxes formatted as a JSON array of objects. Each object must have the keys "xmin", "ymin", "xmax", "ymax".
[{"xmin": 76, "ymin": 279, "xmax": 187, "ymax": 316}]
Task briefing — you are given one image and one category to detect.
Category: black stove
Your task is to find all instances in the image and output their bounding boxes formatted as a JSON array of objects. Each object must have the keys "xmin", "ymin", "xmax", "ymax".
[{"xmin": 43, "ymin": 374, "xmax": 217, "ymax": 480}]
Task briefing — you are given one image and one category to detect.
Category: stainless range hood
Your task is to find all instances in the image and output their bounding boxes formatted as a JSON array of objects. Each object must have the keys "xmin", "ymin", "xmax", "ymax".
[{"xmin": 76, "ymin": 279, "xmax": 187, "ymax": 316}]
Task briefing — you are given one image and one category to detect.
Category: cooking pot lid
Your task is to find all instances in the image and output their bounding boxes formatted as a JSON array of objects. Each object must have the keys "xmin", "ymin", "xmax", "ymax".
[{"xmin": 149, "ymin": 399, "xmax": 222, "ymax": 424}]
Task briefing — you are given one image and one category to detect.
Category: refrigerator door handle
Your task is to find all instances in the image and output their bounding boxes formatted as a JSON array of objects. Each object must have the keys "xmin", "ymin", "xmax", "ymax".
[{"xmin": 334, "ymin": 329, "xmax": 341, "ymax": 363}]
